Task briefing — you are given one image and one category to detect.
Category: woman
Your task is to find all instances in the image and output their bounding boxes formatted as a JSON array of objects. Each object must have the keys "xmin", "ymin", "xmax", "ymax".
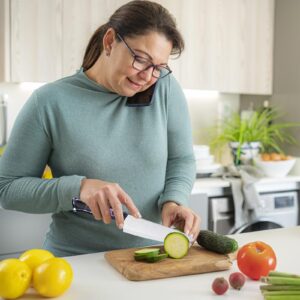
[{"xmin": 0, "ymin": 0, "xmax": 200, "ymax": 256}]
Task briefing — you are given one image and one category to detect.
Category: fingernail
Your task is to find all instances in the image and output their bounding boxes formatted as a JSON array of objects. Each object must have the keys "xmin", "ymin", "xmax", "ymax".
[
  {"xmin": 136, "ymin": 212, "xmax": 142, "ymax": 218},
  {"xmin": 185, "ymin": 230, "xmax": 190, "ymax": 236},
  {"xmin": 189, "ymin": 234, "xmax": 194, "ymax": 240},
  {"xmin": 118, "ymin": 223, "xmax": 124, "ymax": 229}
]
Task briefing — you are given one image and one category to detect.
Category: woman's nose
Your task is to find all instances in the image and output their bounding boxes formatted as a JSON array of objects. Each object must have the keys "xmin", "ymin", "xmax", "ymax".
[{"xmin": 138, "ymin": 67, "xmax": 153, "ymax": 82}]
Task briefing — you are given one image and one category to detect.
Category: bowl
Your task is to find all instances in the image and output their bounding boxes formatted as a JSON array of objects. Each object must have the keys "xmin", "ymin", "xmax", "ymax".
[{"xmin": 254, "ymin": 157, "xmax": 296, "ymax": 178}]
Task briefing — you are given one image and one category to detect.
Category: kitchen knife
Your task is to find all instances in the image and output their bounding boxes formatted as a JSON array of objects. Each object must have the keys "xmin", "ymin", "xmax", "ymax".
[{"xmin": 71, "ymin": 197, "xmax": 191, "ymax": 243}]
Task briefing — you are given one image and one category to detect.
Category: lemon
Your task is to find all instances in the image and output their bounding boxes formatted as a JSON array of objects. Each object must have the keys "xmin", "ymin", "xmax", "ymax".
[
  {"xmin": 19, "ymin": 249, "xmax": 54, "ymax": 272},
  {"xmin": 33, "ymin": 257, "xmax": 73, "ymax": 297},
  {"xmin": 0, "ymin": 258, "xmax": 32, "ymax": 299}
]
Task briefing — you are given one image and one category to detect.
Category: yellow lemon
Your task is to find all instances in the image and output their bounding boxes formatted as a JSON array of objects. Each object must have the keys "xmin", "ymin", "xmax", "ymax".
[
  {"xmin": 0, "ymin": 258, "xmax": 32, "ymax": 299},
  {"xmin": 33, "ymin": 257, "xmax": 73, "ymax": 297},
  {"xmin": 19, "ymin": 249, "xmax": 54, "ymax": 272}
]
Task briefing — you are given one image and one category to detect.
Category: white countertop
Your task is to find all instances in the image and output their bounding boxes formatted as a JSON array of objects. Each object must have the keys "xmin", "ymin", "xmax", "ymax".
[
  {"xmin": 192, "ymin": 175, "xmax": 300, "ymax": 196},
  {"xmin": 18, "ymin": 226, "xmax": 300, "ymax": 300}
]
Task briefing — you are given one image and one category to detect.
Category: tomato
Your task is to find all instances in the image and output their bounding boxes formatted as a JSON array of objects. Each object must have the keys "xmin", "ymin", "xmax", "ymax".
[
  {"xmin": 237, "ymin": 241, "xmax": 276, "ymax": 280},
  {"xmin": 33, "ymin": 257, "xmax": 73, "ymax": 297},
  {"xmin": 0, "ymin": 258, "xmax": 32, "ymax": 299}
]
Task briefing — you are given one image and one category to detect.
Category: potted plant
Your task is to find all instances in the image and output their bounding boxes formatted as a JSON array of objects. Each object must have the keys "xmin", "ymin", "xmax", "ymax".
[{"xmin": 210, "ymin": 107, "xmax": 300, "ymax": 165}]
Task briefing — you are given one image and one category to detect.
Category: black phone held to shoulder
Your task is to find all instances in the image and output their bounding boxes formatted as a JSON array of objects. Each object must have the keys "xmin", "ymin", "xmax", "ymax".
[{"xmin": 126, "ymin": 83, "xmax": 157, "ymax": 107}]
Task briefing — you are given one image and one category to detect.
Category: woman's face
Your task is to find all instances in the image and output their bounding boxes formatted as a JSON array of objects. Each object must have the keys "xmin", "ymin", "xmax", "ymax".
[{"xmin": 104, "ymin": 30, "xmax": 173, "ymax": 97}]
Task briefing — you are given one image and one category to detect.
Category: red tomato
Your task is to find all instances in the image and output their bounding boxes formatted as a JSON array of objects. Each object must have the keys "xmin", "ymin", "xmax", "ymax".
[{"xmin": 237, "ymin": 241, "xmax": 276, "ymax": 280}]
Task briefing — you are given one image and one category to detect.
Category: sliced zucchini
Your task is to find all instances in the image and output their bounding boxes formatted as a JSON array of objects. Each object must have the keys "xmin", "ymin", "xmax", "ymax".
[
  {"xmin": 164, "ymin": 232, "xmax": 189, "ymax": 259},
  {"xmin": 134, "ymin": 248, "xmax": 160, "ymax": 261},
  {"xmin": 134, "ymin": 248, "xmax": 160, "ymax": 256},
  {"xmin": 144, "ymin": 253, "xmax": 168, "ymax": 263}
]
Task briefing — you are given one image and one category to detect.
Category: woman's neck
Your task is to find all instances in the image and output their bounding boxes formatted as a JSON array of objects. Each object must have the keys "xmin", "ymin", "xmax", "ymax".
[{"xmin": 85, "ymin": 56, "xmax": 107, "ymax": 88}]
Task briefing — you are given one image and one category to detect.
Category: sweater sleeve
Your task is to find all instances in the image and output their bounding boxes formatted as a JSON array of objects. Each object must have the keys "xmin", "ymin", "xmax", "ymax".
[
  {"xmin": 0, "ymin": 91, "xmax": 85, "ymax": 213},
  {"xmin": 157, "ymin": 76, "xmax": 196, "ymax": 210}
]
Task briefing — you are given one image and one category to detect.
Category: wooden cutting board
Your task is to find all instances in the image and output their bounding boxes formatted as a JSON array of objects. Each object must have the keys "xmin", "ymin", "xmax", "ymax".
[{"xmin": 105, "ymin": 245, "xmax": 233, "ymax": 281}]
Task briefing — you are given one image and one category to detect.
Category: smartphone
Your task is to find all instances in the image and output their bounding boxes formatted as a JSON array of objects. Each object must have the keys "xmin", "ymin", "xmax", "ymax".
[{"xmin": 126, "ymin": 83, "xmax": 157, "ymax": 107}]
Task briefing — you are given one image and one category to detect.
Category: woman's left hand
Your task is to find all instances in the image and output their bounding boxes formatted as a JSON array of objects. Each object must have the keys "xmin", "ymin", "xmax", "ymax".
[{"xmin": 161, "ymin": 202, "xmax": 201, "ymax": 242}]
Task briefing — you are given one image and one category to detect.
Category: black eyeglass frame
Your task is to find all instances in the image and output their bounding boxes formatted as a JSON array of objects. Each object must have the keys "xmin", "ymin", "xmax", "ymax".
[{"xmin": 116, "ymin": 33, "xmax": 172, "ymax": 79}]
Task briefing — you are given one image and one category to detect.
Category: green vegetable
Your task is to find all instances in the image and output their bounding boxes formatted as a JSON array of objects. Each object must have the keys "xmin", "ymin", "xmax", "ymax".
[
  {"xmin": 164, "ymin": 232, "xmax": 189, "ymax": 259},
  {"xmin": 264, "ymin": 296, "xmax": 300, "ymax": 300},
  {"xmin": 261, "ymin": 276, "xmax": 300, "ymax": 286},
  {"xmin": 134, "ymin": 248, "xmax": 160, "ymax": 257},
  {"xmin": 134, "ymin": 248, "xmax": 167, "ymax": 263},
  {"xmin": 260, "ymin": 271, "xmax": 300, "ymax": 300},
  {"xmin": 260, "ymin": 285, "xmax": 300, "ymax": 292},
  {"xmin": 268, "ymin": 271, "xmax": 300, "ymax": 278},
  {"xmin": 143, "ymin": 253, "xmax": 168, "ymax": 263},
  {"xmin": 196, "ymin": 230, "xmax": 238, "ymax": 254}
]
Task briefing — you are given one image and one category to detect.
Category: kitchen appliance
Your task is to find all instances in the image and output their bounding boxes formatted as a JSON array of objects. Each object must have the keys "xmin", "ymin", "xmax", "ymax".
[
  {"xmin": 105, "ymin": 245, "xmax": 232, "ymax": 281},
  {"xmin": 0, "ymin": 94, "xmax": 7, "ymax": 147},
  {"xmin": 209, "ymin": 190, "xmax": 299, "ymax": 235}
]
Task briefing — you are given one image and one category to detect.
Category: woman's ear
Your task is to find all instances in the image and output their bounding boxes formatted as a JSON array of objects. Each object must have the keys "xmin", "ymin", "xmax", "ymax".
[{"xmin": 102, "ymin": 28, "xmax": 116, "ymax": 56}]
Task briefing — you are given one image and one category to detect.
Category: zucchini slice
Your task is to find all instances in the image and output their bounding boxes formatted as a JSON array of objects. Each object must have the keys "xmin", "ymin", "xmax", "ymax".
[
  {"xmin": 134, "ymin": 248, "xmax": 160, "ymax": 261},
  {"xmin": 144, "ymin": 253, "xmax": 168, "ymax": 263},
  {"xmin": 134, "ymin": 248, "xmax": 168, "ymax": 263},
  {"xmin": 164, "ymin": 232, "xmax": 189, "ymax": 259},
  {"xmin": 134, "ymin": 248, "xmax": 160, "ymax": 256}
]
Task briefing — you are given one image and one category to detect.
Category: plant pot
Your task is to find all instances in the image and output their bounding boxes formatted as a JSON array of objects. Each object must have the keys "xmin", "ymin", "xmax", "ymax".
[{"xmin": 229, "ymin": 142, "xmax": 261, "ymax": 165}]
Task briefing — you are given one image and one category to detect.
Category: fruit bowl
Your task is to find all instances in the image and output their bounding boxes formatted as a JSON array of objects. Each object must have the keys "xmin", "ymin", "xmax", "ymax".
[{"xmin": 254, "ymin": 156, "xmax": 296, "ymax": 178}]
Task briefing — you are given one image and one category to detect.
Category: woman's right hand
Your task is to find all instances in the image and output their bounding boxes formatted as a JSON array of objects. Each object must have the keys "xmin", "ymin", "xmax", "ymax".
[{"xmin": 79, "ymin": 179, "xmax": 141, "ymax": 229}]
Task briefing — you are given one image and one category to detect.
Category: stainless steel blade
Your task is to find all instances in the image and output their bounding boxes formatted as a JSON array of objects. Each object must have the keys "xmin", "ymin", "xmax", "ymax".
[{"xmin": 123, "ymin": 215, "xmax": 191, "ymax": 243}]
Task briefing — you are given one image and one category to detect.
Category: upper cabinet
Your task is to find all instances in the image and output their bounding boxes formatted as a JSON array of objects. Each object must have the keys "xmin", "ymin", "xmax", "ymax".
[
  {"xmin": 2, "ymin": 0, "xmax": 274, "ymax": 94},
  {"xmin": 61, "ymin": 0, "xmax": 129, "ymax": 77},
  {"xmin": 10, "ymin": 0, "xmax": 62, "ymax": 82},
  {"xmin": 0, "ymin": 0, "xmax": 10, "ymax": 82},
  {"xmin": 161, "ymin": 0, "xmax": 274, "ymax": 94}
]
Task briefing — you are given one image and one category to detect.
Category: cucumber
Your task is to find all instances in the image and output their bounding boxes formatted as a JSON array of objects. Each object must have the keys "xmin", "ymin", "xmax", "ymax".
[
  {"xmin": 196, "ymin": 230, "xmax": 238, "ymax": 254},
  {"xmin": 164, "ymin": 232, "xmax": 190, "ymax": 259}
]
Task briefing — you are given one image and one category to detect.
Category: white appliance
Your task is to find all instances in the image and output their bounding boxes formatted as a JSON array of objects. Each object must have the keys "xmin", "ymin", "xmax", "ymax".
[{"xmin": 209, "ymin": 190, "xmax": 299, "ymax": 235}]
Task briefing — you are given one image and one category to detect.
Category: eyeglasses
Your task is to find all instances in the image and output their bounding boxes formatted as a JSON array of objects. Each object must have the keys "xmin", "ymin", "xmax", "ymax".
[{"xmin": 116, "ymin": 33, "xmax": 172, "ymax": 79}]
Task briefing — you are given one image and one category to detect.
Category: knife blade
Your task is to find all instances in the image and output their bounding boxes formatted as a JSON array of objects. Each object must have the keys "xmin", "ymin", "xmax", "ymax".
[{"xmin": 71, "ymin": 197, "xmax": 191, "ymax": 243}]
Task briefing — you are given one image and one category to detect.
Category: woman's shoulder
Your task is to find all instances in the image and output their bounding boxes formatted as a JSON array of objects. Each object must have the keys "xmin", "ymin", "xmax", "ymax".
[
  {"xmin": 155, "ymin": 73, "xmax": 185, "ymax": 103},
  {"xmin": 32, "ymin": 71, "xmax": 88, "ymax": 102}
]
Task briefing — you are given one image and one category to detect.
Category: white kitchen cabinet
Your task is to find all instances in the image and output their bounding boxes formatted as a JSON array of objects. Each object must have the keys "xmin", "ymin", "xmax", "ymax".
[
  {"xmin": 0, "ymin": 209, "xmax": 52, "ymax": 260},
  {"xmin": 160, "ymin": 0, "xmax": 274, "ymax": 94},
  {"xmin": 10, "ymin": 0, "xmax": 62, "ymax": 82},
  {"xmin": 0, "ymin": 0, "xmax": 10, "ymax": 82},
  {"xmin": 61, "ymin": 0, "xmax": 128, "ymax": 77},
  {"xmin": 4, "ymin": 0, "xmax": 274, "ymax": 94}
]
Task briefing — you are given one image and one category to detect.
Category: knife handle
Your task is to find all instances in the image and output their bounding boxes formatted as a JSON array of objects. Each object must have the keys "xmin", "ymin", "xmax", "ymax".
[{"xmin": 71, "ymin": 197, "xmax": 128, "ymax": 219}]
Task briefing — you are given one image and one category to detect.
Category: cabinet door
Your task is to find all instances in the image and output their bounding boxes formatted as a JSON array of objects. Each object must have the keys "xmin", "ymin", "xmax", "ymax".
[
  {"xmin": 0, "ymin": 0, "xmax": 10, "ymax": 82},
  {"xmin": 10, "ymin": 0, "xmax": 62, "ymax": 82},
  {"xmin": 160, "ymin": 0, "xmax": 274, "ymax": 94},
  {"xmin": 62, "ymin": 0, "xmax": 129, "ymax": 77}
]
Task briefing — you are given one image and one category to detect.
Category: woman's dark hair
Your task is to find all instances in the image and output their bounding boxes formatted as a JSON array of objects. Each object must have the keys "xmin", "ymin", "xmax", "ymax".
[{"xmin": 82, "ymin": 0, "xmax": 184, "ymax": 71}]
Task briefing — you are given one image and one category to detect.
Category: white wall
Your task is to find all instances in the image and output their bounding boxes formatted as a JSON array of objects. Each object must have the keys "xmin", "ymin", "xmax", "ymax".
[{"xmin": 0, "ymin": 82, "xmax": 45, "ymax": 137}]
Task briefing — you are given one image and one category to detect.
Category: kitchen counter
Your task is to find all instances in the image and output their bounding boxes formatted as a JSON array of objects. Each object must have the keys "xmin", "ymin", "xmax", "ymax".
[
  {"xmin": 18, "ymin": 226, "xmax": 300, "ymax": 300},
  {"xmin": 192, "ymin": 175, "xmax": 300, "ymax": 196}
]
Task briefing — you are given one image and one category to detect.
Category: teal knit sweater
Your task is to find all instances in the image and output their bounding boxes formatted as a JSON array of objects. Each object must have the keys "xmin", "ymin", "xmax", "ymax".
[{"xmin": 0, "ymin": 69, "xmax": 196, "ymax": 256}]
